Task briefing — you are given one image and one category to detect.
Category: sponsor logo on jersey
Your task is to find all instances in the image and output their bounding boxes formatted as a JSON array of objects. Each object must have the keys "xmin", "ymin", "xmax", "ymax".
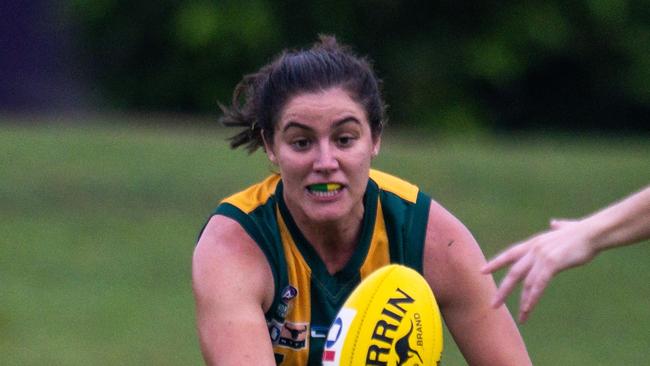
[
  {"xmin": 275, "ymin": 285, "xmax": 298, "ymax": 319},
  {"xmin": 269, "ymin": 284, "xmax": 299, "ymax": 347},
  {"xmin": 281, "ymin": 285, "xmax": 298, "ymax": 301},
  {"xmin": 310, "ymin": 325, "xmax": 329, "ymax": 339},
  {"xmin": 277, "ymin": 302, "xmax": 289, "ymax": 318},
  {"xmin": 277, "ymin": 321, "xmax": 309, "ymax": 349},
  {"xmin": 268, "ymin": 319, "xmax": 283, "ymax": 344}
]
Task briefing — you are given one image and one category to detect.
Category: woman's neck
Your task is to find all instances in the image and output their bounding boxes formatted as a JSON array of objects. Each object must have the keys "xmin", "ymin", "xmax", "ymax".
[{"xmin": 293, "ymin": 210, "xmax": 364, "ymax": 275}]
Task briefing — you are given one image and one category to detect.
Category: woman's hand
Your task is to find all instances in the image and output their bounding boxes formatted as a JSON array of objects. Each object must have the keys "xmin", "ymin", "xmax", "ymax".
[
  {"xmin": 482, "ymin": 219, "xmax": 599, "ymax": 323},
  {"xmin": 484, "ymin": 186, "xmax": 650, "ymax": 323}
]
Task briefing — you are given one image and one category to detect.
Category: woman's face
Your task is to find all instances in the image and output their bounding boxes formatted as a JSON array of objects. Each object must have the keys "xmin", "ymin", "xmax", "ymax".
[{"xmin": 264, "ymin": 87, "xmax": 381, "ymax": 225}]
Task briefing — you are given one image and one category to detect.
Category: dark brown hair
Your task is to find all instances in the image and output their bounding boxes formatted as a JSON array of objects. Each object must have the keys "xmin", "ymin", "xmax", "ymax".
[{"xmin": 219, "ymin": 35, "xmax": 386, "ymax": 152}]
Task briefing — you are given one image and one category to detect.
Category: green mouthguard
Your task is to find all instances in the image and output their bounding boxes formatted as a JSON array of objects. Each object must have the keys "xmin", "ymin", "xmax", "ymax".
[{"xmin": 310, "ymin": 183, "xmax": 341, "ymax": 192}]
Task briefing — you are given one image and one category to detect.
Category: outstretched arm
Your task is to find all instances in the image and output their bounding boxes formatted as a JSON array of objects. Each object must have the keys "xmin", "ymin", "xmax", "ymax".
[{"xmin": 483, "ymin": 185, "xmax": 650, "ymax": 323}]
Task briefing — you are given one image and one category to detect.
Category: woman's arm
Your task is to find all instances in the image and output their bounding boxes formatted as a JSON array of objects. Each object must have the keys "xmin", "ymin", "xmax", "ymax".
[
  {"xmin": 192, "ymin": 215, "xmax": 277, "ymax": 366},
  {"xmin": 423, "ymin": 200, "xmax": 531, "ymax": 365},
  {"xmin": 483, "ymin": 185, "xmax": 650, "ymax": 322},
  {"xmin": 573, "ymin": 185, "xmax": 650, "ymax": 251}
]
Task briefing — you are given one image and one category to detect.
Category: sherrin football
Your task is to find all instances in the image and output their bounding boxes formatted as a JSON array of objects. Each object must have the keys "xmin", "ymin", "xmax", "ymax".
[{"xmin": 322, "ymin": 264, "xmax": 443, "ymax": 366}]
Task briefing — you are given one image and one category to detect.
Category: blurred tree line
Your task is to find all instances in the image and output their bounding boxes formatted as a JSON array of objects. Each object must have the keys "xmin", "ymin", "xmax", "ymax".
[{"xmin": 65, "ymin": 0, "xmax": 649, "ymax": 133}]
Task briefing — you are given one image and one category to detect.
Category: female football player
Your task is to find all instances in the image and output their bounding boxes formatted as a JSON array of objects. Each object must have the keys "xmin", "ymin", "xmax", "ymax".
[{"xmin": 193, "ymin": 35, "xmax": 531, "ymax": 365}]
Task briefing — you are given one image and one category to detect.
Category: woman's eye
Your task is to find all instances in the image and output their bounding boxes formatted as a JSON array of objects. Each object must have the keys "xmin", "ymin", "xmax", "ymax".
[
  {"xmin": 337, "ymin": 136, "xmax": 354, "ymax": 146},
  {"xmin": 291, "ymin": 139, "xmax": 311, "ymax": 150}
]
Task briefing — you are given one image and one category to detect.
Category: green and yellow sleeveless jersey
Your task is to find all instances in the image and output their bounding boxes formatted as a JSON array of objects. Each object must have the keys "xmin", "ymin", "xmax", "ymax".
[{"xmin": 209, "ymin": 169, "xmax": 431, "ymax": 365}]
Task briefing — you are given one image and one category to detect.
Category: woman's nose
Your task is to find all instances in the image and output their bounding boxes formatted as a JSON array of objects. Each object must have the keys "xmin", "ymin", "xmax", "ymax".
[{"xmin": 313, "ymin": 144, "xmax": 339, "ymax": 172}]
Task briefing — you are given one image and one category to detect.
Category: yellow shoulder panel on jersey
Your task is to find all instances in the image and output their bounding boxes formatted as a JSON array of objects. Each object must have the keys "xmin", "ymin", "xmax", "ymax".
[
  {"xmin": 369, "ymin": 169, "xmax": 419, "ymax": 203},
  {"xmin": 221, "ymin": 174, "xmax": 281, "ymax": 214},
  {"xmin": 359, "ymin": 201, "xmax": 390, "ymax": 278}
]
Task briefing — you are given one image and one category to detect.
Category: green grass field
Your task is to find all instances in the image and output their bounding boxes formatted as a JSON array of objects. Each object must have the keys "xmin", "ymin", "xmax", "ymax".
[{"xmin": 1, "ymin": 121, "xmax": 649, "ymax": 365}]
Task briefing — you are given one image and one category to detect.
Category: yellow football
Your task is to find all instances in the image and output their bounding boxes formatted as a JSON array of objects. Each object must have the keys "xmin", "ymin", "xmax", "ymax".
[{"xmin": 322, "ymin": 264, "xmax": 443, "ymax": 366}]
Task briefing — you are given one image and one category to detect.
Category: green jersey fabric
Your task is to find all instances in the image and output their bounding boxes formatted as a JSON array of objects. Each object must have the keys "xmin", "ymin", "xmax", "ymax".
[{"xmin": 207, "ymin": 169, "xmax": 431, "ymax": 365}]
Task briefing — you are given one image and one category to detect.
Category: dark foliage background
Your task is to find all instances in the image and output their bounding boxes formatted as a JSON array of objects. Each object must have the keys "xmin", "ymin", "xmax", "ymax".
[{"xmin": 7, "ymin": 1, "xmax": 650, "ymax": 133}]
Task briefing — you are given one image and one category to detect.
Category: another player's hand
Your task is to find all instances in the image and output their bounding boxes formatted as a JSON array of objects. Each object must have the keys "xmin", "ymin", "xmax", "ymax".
[{"xmin": 482, "ymin": 219, "xmax": 598, "ymax": 323}]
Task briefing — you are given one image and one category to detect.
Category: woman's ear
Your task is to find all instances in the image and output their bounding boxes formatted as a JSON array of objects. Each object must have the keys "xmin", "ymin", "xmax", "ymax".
[
  {"xmin": 261, "ymin": 130, "xmax": 277, "ymax": 164},
  {"xmin": 372, "ymin": 135, "xmax": 381, "ymax": 158}
]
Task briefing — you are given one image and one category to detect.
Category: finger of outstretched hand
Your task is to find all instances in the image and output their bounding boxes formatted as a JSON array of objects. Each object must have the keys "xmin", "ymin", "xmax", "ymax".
[{"xmin": 491, "ymin": 252, "xmax": 534, "ymax": 308}]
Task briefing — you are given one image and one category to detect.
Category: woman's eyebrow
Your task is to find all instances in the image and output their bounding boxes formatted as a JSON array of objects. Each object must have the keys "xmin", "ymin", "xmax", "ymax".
[
  {"xmin": 282, "ymin": 121, "xmax": 313, "ymax": 133},
  {"xmin": 333, "ymin": 117, "xmax": 361, "ymax": 128},
  {"xmin": 282, "ymin": 117, "xmax": 360, "ymax": 133}
]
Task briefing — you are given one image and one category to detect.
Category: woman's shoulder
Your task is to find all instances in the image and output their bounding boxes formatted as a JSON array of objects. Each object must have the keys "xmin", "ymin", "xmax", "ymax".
[
  {"xmin": 194, "ymin": 214, "xmax": 275, "ymax": 310},
  {"xmin": 219, "ymin": 174, "xmax": 282, "ymax": 214},
  {"xmin": 369, "ymin": 169, "xmax": 420, "ymax": 203},
  {"xmin": 424, "ymin": 199, "xmax": 481, "ymax": 263},
  {"xmin": 196, "ymin": 215, "xmax": 265, "ymax": 261},
  {"xmin": 426, "ymin": 199, "xmax": 471, "ymax": 239}
]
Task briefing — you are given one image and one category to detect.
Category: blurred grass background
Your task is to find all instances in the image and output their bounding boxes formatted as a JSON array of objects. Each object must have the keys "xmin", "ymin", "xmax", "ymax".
[
  {"xmin": 1, "ymin": 121, "xmax": 648, "ymax": 365},
  {"xmin": 2, "ymin": 1, "xmax": 649, "ymax": 363}
]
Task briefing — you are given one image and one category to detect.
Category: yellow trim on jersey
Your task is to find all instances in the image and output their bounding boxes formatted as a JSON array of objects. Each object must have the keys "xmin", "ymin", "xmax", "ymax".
[
  {"xmin": 222, "ymin": 170, "xmax": 417, "ymax": 214},
  {"xmin": 360, "ymin": 200, "xmax": 390, "ymax": 278},
  {"xmin": 221, "ymin": 174, "xmax": 281, "ymax": 214},
  {"xmin": 275, "ymin": 208, "xmax": 311, "ymax": 365},
  {"xmin": 369, "ymin": 169, "xmax": 419, "ymax": 203}
]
